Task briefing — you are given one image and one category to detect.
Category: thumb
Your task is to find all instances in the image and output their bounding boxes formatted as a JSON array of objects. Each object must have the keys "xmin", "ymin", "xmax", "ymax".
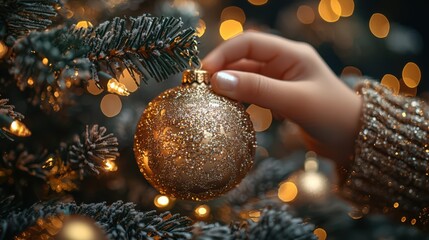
[{"xmin": 210, "ymin": 70, "xmax": 297, "ymax": 112}]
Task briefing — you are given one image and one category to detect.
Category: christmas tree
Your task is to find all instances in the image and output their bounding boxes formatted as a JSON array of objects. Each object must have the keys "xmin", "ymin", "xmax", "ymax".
[{"xmin": 1, "ymin": 0, "xmax": 427, "ymax": 239}]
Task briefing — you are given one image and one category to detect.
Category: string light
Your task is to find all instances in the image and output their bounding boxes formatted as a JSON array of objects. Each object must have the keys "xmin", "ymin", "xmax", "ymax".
[
  {"xmin": 103, "ymin": 159, "xmax": 118, "ymax": 172},
  {"xmin": 75, "ymin": 20, "xmax": 93, "ymax": 29},
  {"xmin": 369, "ymin": 13, "xmax": 390, "ymax": 38},
  {"xmin": 219, "ymin": 20, "xmax": 243, "ymax": 40},
  {"xmin": 1, "ymin": 119, "xmax": 32, "ymax": 137},
  {"xmin": 107, "ymin": 78, "xmax": 130, "ymax": 96},
  {"xmin": 194, "ymin": 204, "xmax": 210, "ymax": 218},
  {"xmin": 154, "ymin": 195, "xmax": 170, "ymax": 208},
  {"xmin": 42, "ymin": 58, "xmax": 49, "ymax": 66},
  {"xmin": 27, "ymin": 77, "xmax": 35, "ymax": 86},
  {"xmin": 402, "ymin": 62, "xmax": 421, "ymax": 88},
  {"xmin": 0, "ymin": 41, "xmax": 8, "ymax": 59}
]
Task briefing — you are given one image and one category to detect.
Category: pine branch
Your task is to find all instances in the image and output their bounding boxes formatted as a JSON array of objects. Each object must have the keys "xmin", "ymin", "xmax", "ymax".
[
  {"xmin": 225, "ymin": 157, "xmax": 302, "ymax": 208},
  {"xmin": 193, "ymin": 206, "xmax": 317, "ymax": 240},
  {"xmin": 0, "ymin": 0, "xmax": 59, "ymax": 45},
  {"xmin": 10, "ymin": 15, "xmax": 199, "ymax": 110},
  {"xmin": 0, "ymin": 125, "xmax": 119, "ymax": 198},
  {"xmin": 2, "ymin": 201, "xmax": 193, "ymax": 240}
]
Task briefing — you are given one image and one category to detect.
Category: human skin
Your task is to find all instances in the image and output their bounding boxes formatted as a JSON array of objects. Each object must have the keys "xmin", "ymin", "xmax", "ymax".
[{"xmin": 203, "ymin": 31, "xmax": 363, "ymax": 167}]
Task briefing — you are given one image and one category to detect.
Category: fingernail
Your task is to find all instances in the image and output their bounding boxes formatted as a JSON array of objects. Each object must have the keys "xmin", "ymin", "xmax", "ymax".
[{"xmin": 215, "ymin": 72, "xmax": 238, "ymax": 91}]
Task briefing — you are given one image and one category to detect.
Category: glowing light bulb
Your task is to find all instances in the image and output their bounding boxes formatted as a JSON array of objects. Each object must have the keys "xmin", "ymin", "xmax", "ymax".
[
  {"xmin": 194, "ymin": 205, "xmax": 210, "ymax": 218},
  {"xmin": 75, "ymin": 20, "xmax": 93, "ymax": 29},
  {"xmin": 107, "ymin": 78, "xmax": 130, "ymax": 96},
  {"xmin": 5, "ymin": 120, "xmax": 32, "ymax": 137},
  {"xmin": 154, "ymin": 195, "xmax": 170, "ymax": 208},
  {"xmin": 103, "ymin": 159, "xmax": 118, "ymax": 172}
]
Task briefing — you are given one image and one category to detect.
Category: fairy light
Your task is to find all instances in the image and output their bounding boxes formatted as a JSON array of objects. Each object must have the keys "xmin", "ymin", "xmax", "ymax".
[
  {"xmin": 103, "ymin": 159, "xmax": 118, "ymax": 172},
  {"xmin": 278, "ymin": 181, "xmax": 298, "ymax": 202},
  {"xmin": 75, "ymin": 20, "xmax": 93, "ymax": 29},
  {"xmin": 154, "ymin": 195, "xmax": 170, "ymax": 208},
  {"xmin": 0, "ymin": 41, "xmax": 8, "ymax": 59},
  {"xmin": 369, "ymin": 13, "xmax": 390, "ymax": 38},
  {"xmin": 402, "ymin": 62, "xmax": 421, "ymax": 88},
  {"xmin": 2, "ymin": 120, "xmax": 32, "ymax": 137},
  {"xmin": 219, "ymin": 20, "xmax": 243, "ymax": 40},
  {"xmin": 42, "ymin": 58, "xmax": 49, "ymax": 66},
  {"xmin": 107, "ymin": 78, "xmax": 130, "ymax": 96},
  {"xmin": 27, "ymin": 77, "xmax": 35, "ymax": 86},
  {"xmin": 194, "ymin": 205, "xmax": 210, "ymax": 218}
]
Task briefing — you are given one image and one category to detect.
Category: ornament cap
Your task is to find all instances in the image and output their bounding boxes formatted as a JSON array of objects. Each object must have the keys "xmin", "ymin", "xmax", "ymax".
[{"xmin": 182, "ymin": 69, "xmax": 210, "ymax": 84}]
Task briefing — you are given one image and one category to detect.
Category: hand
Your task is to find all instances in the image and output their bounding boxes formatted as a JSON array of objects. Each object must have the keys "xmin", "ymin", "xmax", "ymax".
[{"xmin": 203, "ymin": 31, "xmax": 362, "ymax": 165}]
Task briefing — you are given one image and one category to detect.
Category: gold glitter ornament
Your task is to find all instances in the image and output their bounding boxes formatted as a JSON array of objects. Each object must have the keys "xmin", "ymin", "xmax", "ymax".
[{"xmin": 134, "ymin": 69, "xmax": 256, "ymax": 201}]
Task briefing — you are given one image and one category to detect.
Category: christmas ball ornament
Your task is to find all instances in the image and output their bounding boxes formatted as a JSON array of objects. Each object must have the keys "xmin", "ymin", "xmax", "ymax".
[{"xmin": 134, "ymin": 69, "xmax": 256, "ymax": 201}]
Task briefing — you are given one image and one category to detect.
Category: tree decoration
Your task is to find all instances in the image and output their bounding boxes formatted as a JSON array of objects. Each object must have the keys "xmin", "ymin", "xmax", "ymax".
[
  {"xmin": 0, "ymin": 0, "xmax": 59, "ymax": 45},
  {"xmin": 134, "ymin": 69, "xmax": 256, "ymax": 201},
  {"xmin": 10, "ymin": 15, "xmax": 199, "ymax": 110}
]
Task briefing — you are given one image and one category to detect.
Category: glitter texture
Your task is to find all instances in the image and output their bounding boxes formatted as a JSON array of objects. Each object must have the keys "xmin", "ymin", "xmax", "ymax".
[
  {"xmin": 340, "ymin": 80, "xmax": 429, "ymax": 230},
  {"xmin": 134, "ymin": 70, "xmax": 256, "ymax": 201}
]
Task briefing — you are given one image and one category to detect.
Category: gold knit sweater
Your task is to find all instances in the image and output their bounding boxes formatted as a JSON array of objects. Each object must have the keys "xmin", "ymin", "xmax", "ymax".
[{"xmin": 340, "ymin": 80, "xmax": 429, "ymax": 231}]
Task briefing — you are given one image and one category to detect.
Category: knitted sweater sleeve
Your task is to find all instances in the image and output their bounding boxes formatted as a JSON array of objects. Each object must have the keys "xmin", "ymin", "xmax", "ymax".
[{"xmin": 339, "ymin": 80, "xmax": 429, "ymax": 230}]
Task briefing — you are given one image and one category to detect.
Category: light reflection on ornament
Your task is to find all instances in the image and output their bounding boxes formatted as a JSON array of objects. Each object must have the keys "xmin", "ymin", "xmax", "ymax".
[
  {"xmin": 221, "ymin": 6, "xmax": 246, "ymax": 24},
  {"xmin": 154, "ymin": 195, "xmax": 170, "ymax": 208},
  {"xmin": 297, "ymin": 5, "xmax": 315, "ymax": 25},
  {"xmin": 402, "ymin": 62, "xmax": 421, "ymax": 88},
  {"xmin": 194, "ymin": 204, "xmax": 210, "ymax": 218},
  {"xmin": 100, "ymin": 94, "xmax": 122, "ymax": 117},
  {"xmin": 219, "ymin": 20, "xmax": 243, "ymax": 40},
  {"xmin": 369, "ymin": 13, "xmax": 390, "ymax": 38},
  {"xmin": 246, "ymin": 104, "xmax": 272, "ymax": 132}
]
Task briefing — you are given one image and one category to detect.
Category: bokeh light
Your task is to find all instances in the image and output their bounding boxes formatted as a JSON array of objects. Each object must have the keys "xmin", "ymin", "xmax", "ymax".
[
  {"xmin": 278, "ymin": 181, "xmax": 298, "ymax": 202},
  {"xmin": 100, "ymin": 94, "xmax": 122, "ymax": 117},
  {"xmin": 338, "ymin": 0, "xmax": 354, "ymax": 17},
  {"xmin": 219, "ymin": 19, "xmax": 243, "ymax": 40},
  {"xmin": 246, "ymin": 104, "xmax": 272, "ymax": 132},
  {"xmin": 196, "ymin": 19, "xmax": 207, "ymax": 37},
  {"xmin": 42, "ymin": 58, "xmax": 49, "ymax": 66},
  {"xmin": 381, "ymin": 74, "xmax": 400, "ymax": 95},
  {"xmin": 297, "ymin": 5, "xmax": 315, "ymax": 25},
  {"xmin": 369, "ymin": 13, "xmax": 390, "ymax": 38},
  {"xmin": 75, "ymin": 20, "xmax": 93, "ymax": 29},
  {"xmin": 118, "ymin": 69, "xmax": 140, "ymax": 92},
  {"xmin": 86, "ymin": 79, "xmax": 103, "ymax": 95},
  {"xmin": 194, "ymin": 204, "xmax": 210, "ymax": 218},
  {"xmin": 248, "ymin": 0, "xmax": 268, "ymax": 6},
  {"xmin": 0, "ymin": 41, "xmax": 8, "ymax": 59},
  {"xmin": 154, "ymin": 195, "xmax": 170, "ymax": 208},
  {"xmin": 341, "ymin": 66, "xmax": 362, "ymax": 77},
  {"xmin": 299, "ymin": 172, "xmax": 328, "ymax": 196},
  {"xmin": 221, "ymin": 6, "xmax": 246, "ymax": 24},
  {"xmin": 313, "ymin": 228, "xmax": 327, "ymax": 240},
  {"xmin": 402, "ymin": 62, "xmax": 421, "ymax": 88},
  {"xmin": 318, "ymin": 0, "xmax": 341, "ymax": 23},
  {"xmin": 61, "ymin": 219, "xmax": 97, "ymax": 240}
]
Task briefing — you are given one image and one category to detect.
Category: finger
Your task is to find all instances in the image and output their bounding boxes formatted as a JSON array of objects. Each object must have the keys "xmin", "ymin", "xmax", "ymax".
[
  {"xmin": 225, "ymin": 59, "xmax": 265, "ymax": 74},
  {"xmin": 203, "ymin": 31, "xmax": 302, "ymax": 74},
  {"xmin": 210, "ymin": 70, "xmax": 302, "ymax": 113}
]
